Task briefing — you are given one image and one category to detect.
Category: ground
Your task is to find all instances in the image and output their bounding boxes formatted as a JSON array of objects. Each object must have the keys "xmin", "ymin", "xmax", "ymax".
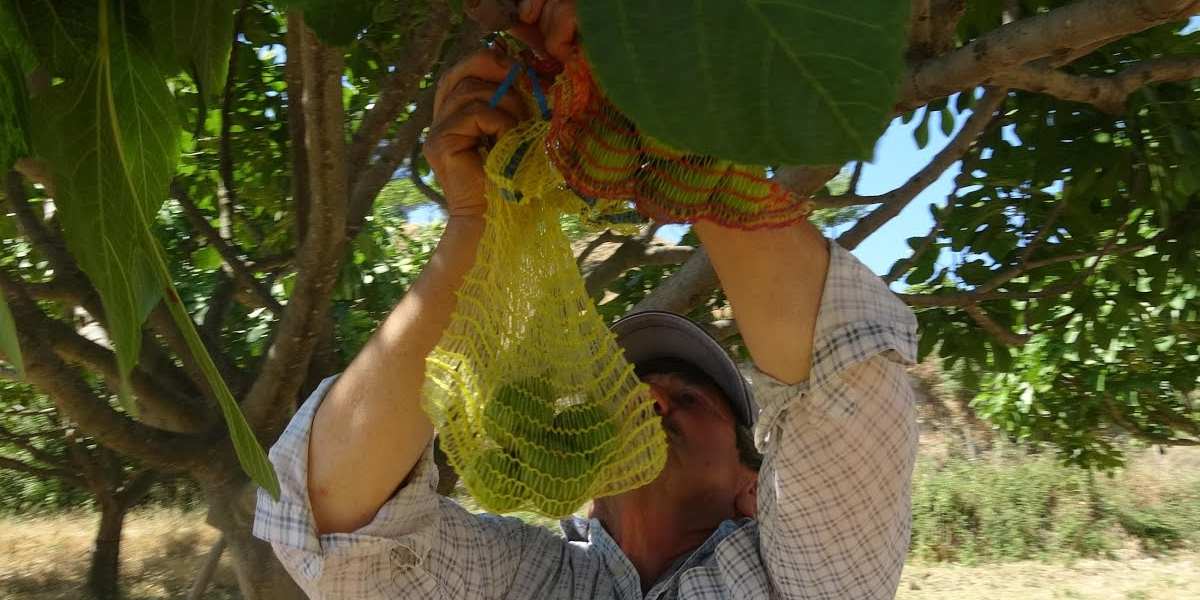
[{"xmin": 2, "ymin": 509, "xmax": 1198, "ymax": 599}]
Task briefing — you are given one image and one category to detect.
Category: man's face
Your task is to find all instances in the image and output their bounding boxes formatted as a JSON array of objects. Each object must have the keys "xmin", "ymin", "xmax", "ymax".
[{"xmin": 638, "ymin": 372, "xmax": 756, "ymax": 515}]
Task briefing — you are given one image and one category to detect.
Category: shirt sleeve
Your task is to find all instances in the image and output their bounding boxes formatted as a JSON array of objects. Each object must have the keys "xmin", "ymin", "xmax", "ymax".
[
  {"xmin": 252, "ymin": 376, "xmax": 565, "ymax": 599},
  {"xmin": 751, "ymin": 355, "xmax": 918, "ymax": 600},
  {"xmin": 749, "ymin": 244, "xmax": 920, "ymax": 600}
]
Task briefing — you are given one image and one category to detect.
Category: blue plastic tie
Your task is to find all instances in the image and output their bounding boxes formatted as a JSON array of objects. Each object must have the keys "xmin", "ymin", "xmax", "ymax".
[
  {"xmin": 489, "ymin": 64, "xmax": 522, "ymax": 109},
  {"xmin": 528, "ymin": 66, "xmax": 552, "ymax": 119}
]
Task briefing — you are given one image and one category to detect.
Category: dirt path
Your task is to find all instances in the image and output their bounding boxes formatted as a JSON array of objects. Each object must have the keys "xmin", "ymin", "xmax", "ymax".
[
  {"xmin": 2, "ymin": 510, "xmax": 1197, "ymax": 599},
  {"xmin": 898, "ymin": 556, "xmax": 1200, "ymax": 600}
]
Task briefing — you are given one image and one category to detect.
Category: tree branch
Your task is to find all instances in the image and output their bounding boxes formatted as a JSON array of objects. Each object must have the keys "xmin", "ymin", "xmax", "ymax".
[
  {"xmin": 581, "ymin": 237, "xmax": 696, "ymax": 299},
  {"xmin": 703, "ymin": 318, "xmax": 740, "ymax": 343},
  {"xmin": 632, "ymin": 247, "xmax": 720, "ymax": 314},
  {"xmin": 984, "ymin": 57, "xmax": 1200, "ymax": 114},
  {"xmin": 217, "ymin": 2, "xmax": 249, "ymax": 240},
  {"xmin": 171, "ymin": 183, "xmax": 283, "ymax": 313},
  {"xmin": 0, "ymin": 273, "xmax": 207, "ymax": 472},
  {"xmin": 347, "ymin": 88, "xmax": 434, "ymax": 238},
  {"xmin": 0, "ymin": 455, "xmax": 84, "ymax": 487},
  {"xmin": 41, "ymin": 313, "xmax": 210, "ymax": 433},
  {"xmin": 908, "ymin": 0, "xmax": 933, "ymax": 60},
  {"xmin": 899, "ymin": 0, "xmax": 1200, "ymax": 109},
  {"xmin": 409, "ymin": 141, "xmax": 447, "ymax": 210},
  {"xmin": 346, "ymin": 1, "xmax": 453, "ymax": 180},
  {"xmin": 838, "ymin": 88, "xmax": 1007, "ymax": 250},
  {"xmin": 243, "ymin": 20, "xmax": 350, "ymax": 435},
  {"xmin": 285, "ymin": 12, "xmax": 312, "ymax": 245},
  {"xmin": 346, "ymin": 24, "xmax": 480, "ymax": 237},
  {"xmin": 963, "ymin": 304, "xmax": 1030, "ymax": 346}
]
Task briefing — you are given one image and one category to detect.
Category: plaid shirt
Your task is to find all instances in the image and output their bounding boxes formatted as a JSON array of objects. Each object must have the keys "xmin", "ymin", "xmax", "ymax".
[{"xmin": 255, "ymin": 240, "xmax": 919, "ymax": 599}]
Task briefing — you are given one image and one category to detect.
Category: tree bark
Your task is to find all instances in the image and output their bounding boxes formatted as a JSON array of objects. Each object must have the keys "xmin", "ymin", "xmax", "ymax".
[
  {"xmin": 204, "ymin": 480, "xmax": 305, "ymax": 600},
  {"xmin": 87, "ymin": 499, "xmax": 125, "ymax": 600}
]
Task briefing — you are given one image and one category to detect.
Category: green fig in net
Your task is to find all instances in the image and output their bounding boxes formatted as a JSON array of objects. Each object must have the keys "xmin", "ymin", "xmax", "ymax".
[
  {"xmin": 554, "ymin": 404, "xmax": 618, "ymax": 461},
  {"xmin": 523, "ymin": 435, "xmax": 598, "ymax": 516},
  {"xmin": 483, "ymin": 377, "xmax": 558, "ymax": 451},
  {"xmin": 579, "ymin": 116, "xmax": 638, "ymax": 190},
  {"xmin": 469, "ymin": 448, "xmax": 524, "ymax": 513}
]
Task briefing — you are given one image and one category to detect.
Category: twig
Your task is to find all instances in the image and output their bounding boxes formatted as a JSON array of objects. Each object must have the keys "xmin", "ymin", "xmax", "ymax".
[
  {"xmin": 963, "ymin": 304, "xmax": 1030, "ymax": 346},
  {"xmin": 171, "ymin": 183, "xmax": 283, "ymax": 313},
  {"xmin": 984, "ymin": 57, "xmax": 1200, "ymax": 114},
  {"xmin": 838, "ymin": 88, "xmax": 1007, "ymax": 250},
  {"xmin": 347, "ymin": 1, "xmax": 453, "ymax": 180},
  {"xmin": 217, "ymin": 2, "xmax": 250, "ymax": 238},
  {"xmin": 408, "ymin": 141, "xmax": 447, "ymax": 209}
]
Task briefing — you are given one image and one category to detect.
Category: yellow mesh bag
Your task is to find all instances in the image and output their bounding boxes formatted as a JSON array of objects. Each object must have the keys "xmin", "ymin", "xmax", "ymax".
[{"xmin": 423, "ymin": 116, "xmax": 668, "ymax": 518}]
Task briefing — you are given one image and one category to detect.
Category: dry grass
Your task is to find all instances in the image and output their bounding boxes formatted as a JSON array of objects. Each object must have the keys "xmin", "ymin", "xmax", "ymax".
[
  {"xmin": 2, "ymin": 509, "xmax": 1198, "ymax": 599},
  {"xmin": 0, "ymin": 508, "xmax": 238, "ymax": 600}
]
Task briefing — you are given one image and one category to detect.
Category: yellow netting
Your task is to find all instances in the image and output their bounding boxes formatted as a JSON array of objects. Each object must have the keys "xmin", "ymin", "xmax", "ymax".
[{"xmin": 423, "ymin": 115, "xmax": 668, "ymax": 518}]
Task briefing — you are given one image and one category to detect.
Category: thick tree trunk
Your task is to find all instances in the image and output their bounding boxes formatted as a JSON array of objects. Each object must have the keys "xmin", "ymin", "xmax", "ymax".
[
  {"xmin": 205, "ymin": 479, "xmax": 306, "ymax": 600},
  {"xmin": 87, "ymin": 500, "xmax": 125, "ymax": 600}
]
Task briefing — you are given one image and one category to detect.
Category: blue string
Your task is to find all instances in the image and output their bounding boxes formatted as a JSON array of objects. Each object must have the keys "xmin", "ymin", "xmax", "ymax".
[
  {"xmin": 528, "ymin": 66, "xmax": 552, "ymax": 119},
  {"xmin": 489, "ymin": 64, "xmax": 522, "ymax": 109}
]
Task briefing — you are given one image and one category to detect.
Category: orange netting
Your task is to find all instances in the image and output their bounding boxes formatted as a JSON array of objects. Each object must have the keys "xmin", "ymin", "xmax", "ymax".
[{"xmin": 545, "ymin": 54, "xmax": 814, "ymax": 230}]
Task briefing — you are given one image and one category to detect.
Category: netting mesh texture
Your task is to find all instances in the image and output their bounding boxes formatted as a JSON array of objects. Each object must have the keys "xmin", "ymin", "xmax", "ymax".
[
  {"xmin": 423, "ymin": 116, "xmax": 668, "ymax": 518},
  {"xmin": 547, "ymin": 55, "xmax": 815, "ymax": 230}
]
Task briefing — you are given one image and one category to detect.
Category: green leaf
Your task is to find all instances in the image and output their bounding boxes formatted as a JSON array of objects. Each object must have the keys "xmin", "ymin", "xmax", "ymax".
[
  {"xmin": 276, "ymin": 0, "xmax": 374, "ymax": 46},
  {"xmin": 577, "ymin": 0, "xmax": 910, "ymax": 165},
  {"xmin": 149, "ymin": 240, "xmax": 280, "ymax": 499},
  {"xmin": 914, "ymin": 113, "xmax": 930, "ymax": 149},
  {"xmin": 191, "ymin": 245, "xmax": 222, "ymax": 270},
  {"xmin": 938, "ymin": 108, "xmax": 954, "ymax": 137},
  {"xmin": 10, "ymin": 0, "xmax": 99, "ymax": 77},
  {"xmin": 31, "ymin": 20, "xmax": 177, "ymax": 381},
  {"xmin": 0, "ymin": 292, "xmax": 23, "ymax": 377},
  {"xmin": 0, "ymin": 3, "xmax": 33, "ymax": 171},
  {"xmin": 142, "ymin": 0, "xmax": 238, "ymax": 99}
]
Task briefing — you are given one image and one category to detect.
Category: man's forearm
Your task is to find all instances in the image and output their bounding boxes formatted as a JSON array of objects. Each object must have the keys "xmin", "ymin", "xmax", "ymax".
[
  {"xmin": 308, "ymin": 216, "xmax": 485, "ymax": 534},
  {"xmin": 694, "ymin": 220, "xmax": 829, "ymax": 385}
]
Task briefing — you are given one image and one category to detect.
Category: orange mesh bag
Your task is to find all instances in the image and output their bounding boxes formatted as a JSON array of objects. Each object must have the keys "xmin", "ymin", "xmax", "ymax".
[{"xmin": 546, "ymin": 55, "xmax": 814, "ymax": 230}]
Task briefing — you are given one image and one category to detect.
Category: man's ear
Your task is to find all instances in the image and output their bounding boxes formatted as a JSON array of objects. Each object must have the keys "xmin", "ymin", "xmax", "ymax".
[{"xmin": 734, "ymin": 472, "xmax": 758, "ymax": 519}]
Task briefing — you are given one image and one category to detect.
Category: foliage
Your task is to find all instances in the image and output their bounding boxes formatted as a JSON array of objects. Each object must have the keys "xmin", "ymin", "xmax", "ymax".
[
  {"xmin": 909, "ymin": 447, "xmax": 1200, "ymax": 563},
  {"xmin": 898, "ymin": 20, "xmax": 1200, "ymax": 466},
  {"xmin": 576, "ymin": 0, "xmax": 909, "ymax": 166}
]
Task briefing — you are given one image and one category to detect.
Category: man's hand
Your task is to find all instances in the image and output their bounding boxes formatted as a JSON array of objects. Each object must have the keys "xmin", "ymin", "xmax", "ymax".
[
  {"xmin": 510, "ymin": 0, "xmax": 579, "ymax": 64},
  {"xmin": 426, "ymin": 47, "xmax": 529, "ymax": 219}
]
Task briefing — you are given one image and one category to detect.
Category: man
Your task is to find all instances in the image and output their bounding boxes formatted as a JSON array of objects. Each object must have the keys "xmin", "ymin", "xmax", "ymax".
[{"xmin": 254, "ymin": 1, "xmax": 919, "ymax": 597}]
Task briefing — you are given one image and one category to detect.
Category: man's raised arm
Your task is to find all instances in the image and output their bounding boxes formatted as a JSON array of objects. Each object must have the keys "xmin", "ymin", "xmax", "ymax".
[{"xmin": 306, "ymin": 48, "xmax": 528, "ymax": 534}]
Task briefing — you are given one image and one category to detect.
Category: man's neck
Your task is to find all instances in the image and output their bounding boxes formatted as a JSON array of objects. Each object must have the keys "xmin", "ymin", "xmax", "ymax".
[{"xmin": 592, "ymin": 494, "xmax": 722, "ymax": 592}]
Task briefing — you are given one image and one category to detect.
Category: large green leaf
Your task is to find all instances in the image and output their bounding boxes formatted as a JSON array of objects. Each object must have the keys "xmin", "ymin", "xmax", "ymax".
[
  {"xmin": 577, "ymin": 0, "xmax": 910, "ymax": 166},
  {"xmin": 29, "ymin": 5, "xmax": 279, "ymax": 497},
  {"xmin": 142, "ymin": 0, "xmax": 238, "ymax": 99},
  {"xmin": 31, "ymin": 33, "xmax": 176, "ymax": 381}
]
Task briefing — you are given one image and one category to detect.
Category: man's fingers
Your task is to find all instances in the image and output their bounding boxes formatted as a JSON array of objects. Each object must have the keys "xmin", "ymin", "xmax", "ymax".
[
  {"xmin": 519, "ymin": 0, "xmax": 547, "ymax": 23},
  {"xmin": 438, "ymin": 77, "xmax": 530, "ymax": 124},
  {"xmin": 434, "ymin": 49, "xmax": 513, "ymax": 119},
  {"xmin": 425, "ymin": 101, "xmax": 520, "ymax": 160},
  {"xmin": 541, "ymin": 1, "xmax": 578, "ymax": 62}
]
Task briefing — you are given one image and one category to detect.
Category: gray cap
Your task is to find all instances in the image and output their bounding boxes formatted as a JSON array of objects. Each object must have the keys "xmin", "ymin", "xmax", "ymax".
[{"xmin": 611, "ymin": 310, "xmax": 756, "ymax": 428}]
